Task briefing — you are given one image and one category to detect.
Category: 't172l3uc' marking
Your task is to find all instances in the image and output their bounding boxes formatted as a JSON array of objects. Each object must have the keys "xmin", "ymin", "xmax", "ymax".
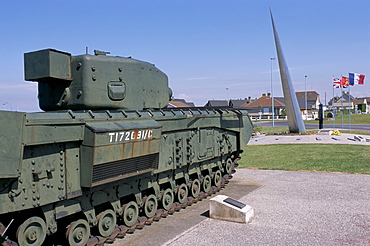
[{"xmin": 109, "ymin": 129, "xmax": 153, "ymax": 143}]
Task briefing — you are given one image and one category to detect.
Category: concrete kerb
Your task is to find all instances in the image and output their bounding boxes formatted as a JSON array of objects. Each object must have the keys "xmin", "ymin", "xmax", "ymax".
[{"xmin": 249, "ymin": 130, "xmax": 370, "ymax": 146}]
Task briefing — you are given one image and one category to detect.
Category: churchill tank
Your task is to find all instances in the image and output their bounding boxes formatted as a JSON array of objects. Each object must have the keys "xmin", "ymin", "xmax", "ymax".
[{"xmin": 0, "ymin": 48, "xmax": 253, "ymax": 246}]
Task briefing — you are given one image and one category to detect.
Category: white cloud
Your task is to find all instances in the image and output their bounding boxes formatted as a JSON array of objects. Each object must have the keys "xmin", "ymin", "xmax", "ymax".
[
  {"xmin": 176, "ymin": 93, "xmax": 193, "ymax": 102},
  {"xmin": 182, "ymin": 77, "xmax": 213, "ymax": 81}
]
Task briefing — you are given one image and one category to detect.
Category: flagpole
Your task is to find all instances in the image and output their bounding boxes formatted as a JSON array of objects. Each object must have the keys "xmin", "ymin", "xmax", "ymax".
[
  {"xmin": 332, "ymin": 76, "xmax": 335, "ymax": 128},
  {"xmin": 332, "ymin": 79, "xmax": 335, "ymax": 128},
  {"xmin": 340, "ymin": 84, "xmax": 344, "ymax": 129},
  {"xmin": 348, "ymin": 85, "xmax": 351, "ymax": 130},
  {"xmin": 270, "ymin": 57, "xmax": 276, "ymax": 127}
]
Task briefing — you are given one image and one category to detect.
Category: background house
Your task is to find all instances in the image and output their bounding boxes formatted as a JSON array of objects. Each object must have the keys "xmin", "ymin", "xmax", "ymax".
[
  {"xmin": 242, "ymin": 93, "xmax": 285, "ymax": 117},
  {"xmin": 204, "ymin": 100, "xmax": 229, "ymax": 107},
  {"xmin": 168, "ymin": 98, "xmax": 195, "ymax": 108},
  {"xmin": 329, "ymin": 91, "xmax": 367, "ymax": 112},
  {"xmin": 173, "ymin": 89, "xmax": 370, "ymax": 116},
  {"xmin": 275, "ymin": 91, "xmax": 321, "ymax": 119},
  {"xmin": 229, "ymin": 98, "xmax": 250, "ymax": 107},
  {"xmin": 295, "ymin": 91, "xmax": 321, "ymax": 111},
  {"xmin": 355, "ymin": 97, "xmax": 370, "ymax": 113}
]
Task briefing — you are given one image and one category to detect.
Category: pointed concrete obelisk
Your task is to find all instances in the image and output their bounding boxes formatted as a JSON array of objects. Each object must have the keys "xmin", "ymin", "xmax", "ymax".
[{"xmin": 270, "ymin": 10, "xmax": 306, "ymax": 133}]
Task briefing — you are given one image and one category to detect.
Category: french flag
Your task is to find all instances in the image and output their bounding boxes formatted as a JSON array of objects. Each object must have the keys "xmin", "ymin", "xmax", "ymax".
[
  {"xmin": 358, "ymin": 74, "xmax": 365, "ymax": 84},
  {"xmin": 349, "ymin": 73, "xmax": 365, "ymax": 85}
]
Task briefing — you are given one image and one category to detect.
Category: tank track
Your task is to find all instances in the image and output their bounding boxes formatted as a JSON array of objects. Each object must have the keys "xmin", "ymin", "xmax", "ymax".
[
  {"xmin": 86, "ymin": 174, "xmax": 233, "ymax": 246},
  {"xmin": 1, "ymin": 159, "xmax": 238, "ymax": 246}
]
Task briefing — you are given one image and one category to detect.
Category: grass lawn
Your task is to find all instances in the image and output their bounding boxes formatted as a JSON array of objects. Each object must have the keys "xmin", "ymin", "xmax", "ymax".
[
  {"xmin": 329, "ymin": 112, "xmax": 370, "ymax": 124},
  {"xmin": 239, "ymin": 144, "xmax": 370, "ymax": 174}
]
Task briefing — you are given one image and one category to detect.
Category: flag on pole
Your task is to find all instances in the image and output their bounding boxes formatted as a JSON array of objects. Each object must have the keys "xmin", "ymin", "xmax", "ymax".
[
  {"xmin": 349, "ymin": 72, "xmax": 365, "ymax": 85},
  {"xmin": 349, "ymin": 73, "xmax": 355, "ymax": 86},
  {"xmin": 333, "ymin": 77, "xmax": 341, "ymax": 88},
  {"xmin": 341, "ymin": 76, "xmax": 349, "ymax": 88},
  {"xmin": 333, "ymin": 83, "xmax": 340, "ymax": 88},
  {"xmin": 358, "ymin": 74, "xmax": 365, "ymax": 84}
]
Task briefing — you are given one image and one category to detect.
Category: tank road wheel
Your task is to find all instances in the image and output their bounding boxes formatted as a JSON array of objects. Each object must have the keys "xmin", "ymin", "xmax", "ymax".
[
  {"xmin": 143, "ymin": 194, "xmax": 158, "ymax": 218},
  {"xmin": 214, "ymin": 170, "xmax": 222, "ymax": 187},
  {"xmin": 177, "ymin": 183, "xmax": 188, "ymax": 204},
  {"xmin": 162, "ymin": 188, "xmax": 174, "ymax": 210},
  {"xmin": 190, "ymin": 179, "xmax": 201, "ymax": 198},
  {"xmin": 66, "ymin": 219, "xmax": 90, "ymax": 246},
  {"xmin": 122, "ymin": 201, "xmax": 139, "ymax": 227},
  {"xmin": 97, "ymin": 209, "xmax": 117, "ymax": 237},
  {"xmin": 225, "ymin": 158, "xmax": 233, "ymax": 174},
  {"xmin": 16, "ymin": 216, "xmax": 46, "ymax": 246},
  {"xmin": 202, "ymin": 175, "xmax": 212, "ymax": 193}
]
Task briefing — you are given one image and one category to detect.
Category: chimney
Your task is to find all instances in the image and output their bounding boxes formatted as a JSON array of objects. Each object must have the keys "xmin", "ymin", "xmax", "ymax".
[
  {"xmin": 267, "ymin": 92, "xmax": 271, "ymax": 97},
  {"xmin": 262, "ymin": 93, "xmax": 266, "ymax": 97}
]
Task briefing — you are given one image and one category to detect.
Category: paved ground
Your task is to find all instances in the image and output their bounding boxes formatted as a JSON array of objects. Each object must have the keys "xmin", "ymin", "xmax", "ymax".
[
  {"xmin": 111, "ymin": 177, "xmax": 258, "ymax": 246},
  {"xmin": 111, "ymin": 132, "xmax": 370, "ymax": 246},
  {"xmin": 112, "ymin": 169, "xmax": 370, "ymax": 246}
]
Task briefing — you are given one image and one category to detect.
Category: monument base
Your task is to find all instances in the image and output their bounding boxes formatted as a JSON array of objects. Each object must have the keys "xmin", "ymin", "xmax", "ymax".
[{"xmin": 209, "ymin": 195, "xmax": 254, "ymax": 223}]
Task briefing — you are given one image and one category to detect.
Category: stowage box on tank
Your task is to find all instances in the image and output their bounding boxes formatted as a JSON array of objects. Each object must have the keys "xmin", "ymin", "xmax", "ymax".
[{"xmin": 0, "ymin": 48, "xmax": 253, "ymax": 246}]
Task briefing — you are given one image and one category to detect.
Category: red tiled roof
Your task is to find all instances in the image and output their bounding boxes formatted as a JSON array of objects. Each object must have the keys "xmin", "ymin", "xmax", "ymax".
[
  {"xmin": 241, "ymin": 96, "xmax": 285, "ymax": 108},
  {"xmin": 168, "ymin": 101, "xmax": 191, "ymax": 107}
]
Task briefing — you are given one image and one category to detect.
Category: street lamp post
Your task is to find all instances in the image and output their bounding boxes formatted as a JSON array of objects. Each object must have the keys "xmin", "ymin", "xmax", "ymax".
[
  {"xmin": 305, "ymin": 75, "xmax": 308, "ymax": 120},
  {"xmin": 270, "ymin": 57, "xmax": 276, "ymax": 127},
  {"xmin": 2, "ymin": 102, "xmax": 12, "ymax": 111}
]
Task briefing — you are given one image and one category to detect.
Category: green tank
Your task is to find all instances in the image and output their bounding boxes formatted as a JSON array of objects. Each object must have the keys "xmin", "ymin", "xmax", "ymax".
[{"xmin": 0, "ymin": 49, "xmax": 253, "ymax": 246}]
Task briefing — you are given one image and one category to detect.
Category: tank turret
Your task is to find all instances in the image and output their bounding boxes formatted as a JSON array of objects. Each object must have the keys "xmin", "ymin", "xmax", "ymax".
[{"xmin": 24, "ymin": 49, "xmax": 172, "ymax": 111}]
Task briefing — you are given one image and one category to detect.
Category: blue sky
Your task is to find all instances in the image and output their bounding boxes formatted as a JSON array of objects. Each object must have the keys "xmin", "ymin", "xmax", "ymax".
[{"xmin": 1, "ymin": 0, "xmax": 369, "ymax": 112}]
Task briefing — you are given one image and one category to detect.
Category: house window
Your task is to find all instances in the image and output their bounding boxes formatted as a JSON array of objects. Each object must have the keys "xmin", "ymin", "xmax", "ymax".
[{"xmin": 263, "ymin": 107, "xmax": 269, "ymax": 114}]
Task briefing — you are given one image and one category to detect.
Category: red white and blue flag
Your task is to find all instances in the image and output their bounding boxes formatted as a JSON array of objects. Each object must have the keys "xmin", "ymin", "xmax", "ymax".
[
  {"xmin": 333, "ymin": 77, "xmax": 341, "ymax": 88},
  {"xmin": 359, "ymin": 74, "xmax": 365, "ymax": 84},
  {"xmin": 349, "ymin": 73, "xmax": 365, "ymax": 85}
]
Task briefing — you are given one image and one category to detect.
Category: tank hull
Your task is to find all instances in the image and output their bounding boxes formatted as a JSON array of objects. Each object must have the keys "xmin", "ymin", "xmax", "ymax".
[{"xmin": 0, "ymin": 107, "xmax": 252, "ymax": 245}]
